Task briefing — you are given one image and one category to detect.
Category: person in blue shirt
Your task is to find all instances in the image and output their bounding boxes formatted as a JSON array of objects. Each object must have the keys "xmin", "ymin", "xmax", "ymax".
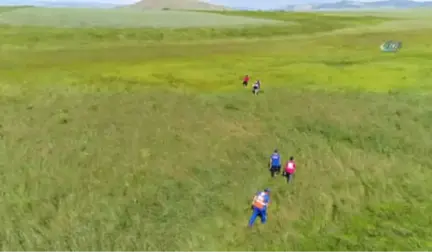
[
  {"xmin": 248, "ymin": 188, "xmax": 271, "ymax": 227},
  {"xmin": 269, "ymin": 149, "xmax": 281, "ymax": 178}
]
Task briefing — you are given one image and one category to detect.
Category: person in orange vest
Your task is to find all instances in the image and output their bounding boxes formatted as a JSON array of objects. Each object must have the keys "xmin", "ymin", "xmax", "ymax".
[
  {"xmin": 283, "ymin": 156, "xmax": 296, "ymax": 183},
  {"xmin": 248, "ymin": 188, "xmax": 270, "ymax": 227}
]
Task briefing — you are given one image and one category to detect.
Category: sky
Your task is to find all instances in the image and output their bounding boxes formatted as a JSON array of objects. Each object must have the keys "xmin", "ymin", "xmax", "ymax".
[{"xmin": 10, "ymin": 0, "xmax": 432, "ymax": 9}]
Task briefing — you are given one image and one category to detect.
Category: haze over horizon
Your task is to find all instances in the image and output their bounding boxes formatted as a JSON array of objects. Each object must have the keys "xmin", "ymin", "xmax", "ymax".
[{"xmin": 5, "ymin": 0, "xmax": 432, "ymax": 9}]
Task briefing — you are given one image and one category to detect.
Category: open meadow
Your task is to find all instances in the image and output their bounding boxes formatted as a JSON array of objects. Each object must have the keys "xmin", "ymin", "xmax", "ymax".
[{"xmin": 0, "ymin": 6, "xmax": 432, "ymax": 250}]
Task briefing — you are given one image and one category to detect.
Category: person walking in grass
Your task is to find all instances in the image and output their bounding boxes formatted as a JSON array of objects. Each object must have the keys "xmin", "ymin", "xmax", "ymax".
[
  {"xmin": 269, "ymin": 149, "xmax": 281, "ymax": 178},
  {"xmin": 242, "ymin": 74, "xmax": 250, "ymax": 87},
  {"xmin": 283, "ymin": 156, "xmax": 296, "ymax": 183},
  {"xmin": 252, "ymin": 80, "xmax": 261, "ymax": 95},
  {"xmin": 248, "ymin": 188, "xmax": 271, "ymax": 227}
]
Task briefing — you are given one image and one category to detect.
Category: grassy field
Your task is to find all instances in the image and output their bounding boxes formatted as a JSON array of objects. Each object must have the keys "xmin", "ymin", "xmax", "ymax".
[
  {"xmin": 0, "ymin": 7, "xmax": 279, "ymax": 28},
  {"xmin": 1, "ymin": 7, "xmax": 432, "ymax": 250},
  {"xmin": 127, "ymin": 0, "xmax": 228, "ymax": 10}
]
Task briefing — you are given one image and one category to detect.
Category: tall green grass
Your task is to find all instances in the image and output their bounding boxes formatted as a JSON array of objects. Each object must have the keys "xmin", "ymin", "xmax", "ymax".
[
  {"xmin": 1, "ymin": 88, "xmax": 431, "ymax": 250},
  {"xmin": 0, "ymin": 9, "xmax": 431, "ymax": 250}
]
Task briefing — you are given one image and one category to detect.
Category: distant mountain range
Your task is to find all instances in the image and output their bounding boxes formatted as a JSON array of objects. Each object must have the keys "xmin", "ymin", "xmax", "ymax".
[
  {"xmin": 283, "ymin": 0, "xmax": 432, "ymax": 10},
  {"xmin": 0, "ymin": 0, "xmax": 229, "ymax": 9},
  {"xmin": 0, "ymin": 0, "xmax": 121, "ymax": 8},
  {"xmin": 128, "ymin": 0, "xmax": 228, "ymax": 10}
]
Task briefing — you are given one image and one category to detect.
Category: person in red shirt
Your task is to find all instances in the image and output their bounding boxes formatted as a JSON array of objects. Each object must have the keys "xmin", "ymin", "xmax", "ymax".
[
  {"xmin": 283, "ymin": 156, "xmax": 296, "ymax": 183},
  {"xmin": 242, "ymin": 75, "xmax": 250, "ymax": 87}
]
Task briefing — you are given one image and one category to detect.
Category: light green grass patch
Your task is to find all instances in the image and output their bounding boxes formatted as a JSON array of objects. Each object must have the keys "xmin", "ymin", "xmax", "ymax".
[
  {"xmin": 0, "ymin": 6, "xmax": 30, "ymax": 13},
  {"xmin": 322, "ymin": 9, "xmax": 432, "ymax": 31},
  {"xmin": 323, "ymin": 8, "xmax": 432, "ymax": 19},
  {"xmin": 0, "ymin": 7, "xmax": 283, "ymax": 28},
  {"xmin": 2, "ymin": 28, "xmax": 430, "ymax": 93}
]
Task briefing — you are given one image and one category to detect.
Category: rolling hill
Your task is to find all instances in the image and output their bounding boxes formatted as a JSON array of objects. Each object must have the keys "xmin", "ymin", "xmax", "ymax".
[
  {"xmin": 284, "ymin": 0, "xmax": 432, "ymax": 10},
  {"xmin": 129, "ymin": 0, "xmax": 229, "ymax": 10}
]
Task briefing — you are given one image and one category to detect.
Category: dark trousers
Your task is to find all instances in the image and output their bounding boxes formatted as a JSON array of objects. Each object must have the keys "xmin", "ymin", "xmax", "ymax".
[
  {"xmin": 252, "ymin": 87, "xmax": 259, "ymax": 95},
  {"xmin": 270, "ymin": 165, "xmax": 281, "ymax": 177},
  {"xmin": 283, "ymin": 171, "xmax": 294, "ymax": 183},
  {"xmin": 243, "ymin": 81, "xmax": 248, "ymax": 87}
]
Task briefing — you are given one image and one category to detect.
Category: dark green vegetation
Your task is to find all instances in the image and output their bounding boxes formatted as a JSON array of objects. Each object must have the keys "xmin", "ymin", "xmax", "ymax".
[
  {"xmin": 0, "ymin": 8, "xmax": 389, "ymax": 44},
  {"xmin": 0, "ymin": 8, "xmax": 432, "ymax": 250}
]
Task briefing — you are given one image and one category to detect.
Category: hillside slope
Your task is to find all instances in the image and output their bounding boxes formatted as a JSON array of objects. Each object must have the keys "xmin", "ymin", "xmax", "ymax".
[
  {"xmin": 284, "ymin": 0, "xmax": 432, "ymax": 10},
  {"xmin": 129, "ymin": 0, "xmax": 229, "ymax": 10}
]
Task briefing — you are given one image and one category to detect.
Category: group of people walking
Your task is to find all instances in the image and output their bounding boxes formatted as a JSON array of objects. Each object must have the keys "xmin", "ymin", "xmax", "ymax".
[
  {"xmin": 248, "ymin": 149, "xmax": 297, "ymax": 227},
  {"xmin": 269, "ymin": 149, "xmax": 296, "ymax": 183},
  {"xmin": 242, "ymin": 74, "xmax": 261, "ymax": 95}
]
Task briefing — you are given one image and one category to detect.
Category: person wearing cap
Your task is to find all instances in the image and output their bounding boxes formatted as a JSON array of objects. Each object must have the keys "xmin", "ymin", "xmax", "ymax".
[
  {"xmin": 283, "ymin": 156, "xmax": 296, "ymax": 183},
  {"xmin": 248, "ymin": 188, "xmax": 271, "ymax": 227},
  {"xmin": 269, "ymin": 149, "xmax": 281, "ymax": 178}
]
